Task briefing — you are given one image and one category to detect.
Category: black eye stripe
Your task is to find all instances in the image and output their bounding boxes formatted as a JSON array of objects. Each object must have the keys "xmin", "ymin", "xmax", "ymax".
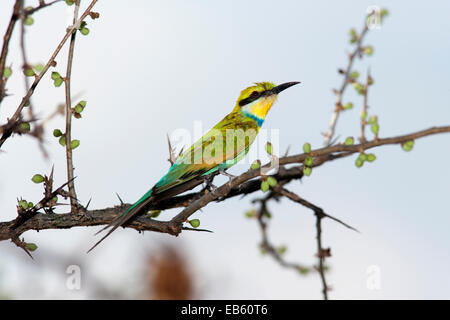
[{"xmin": 239, "ymin": 91, "xmax": 262, "ymax": 107}]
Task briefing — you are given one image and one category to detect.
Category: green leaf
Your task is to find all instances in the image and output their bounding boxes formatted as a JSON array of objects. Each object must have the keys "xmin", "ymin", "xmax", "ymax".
[
  {"xmin": 303, "ymin": 166, "xmax": 312, "ymax": 176},
  {"xmin": 70, "ymin": 139, "xmax": 80, "ymax": 149},
  {"xmin": 24, "ymin": 16, "xmax": 34, "ymax": 26},
  {"xmin": 31, "ymin": 174, "xmax": 45, "ymax": 184},
  {"xmin": 367, "ymin": 153, "xmax": 376, "ymax": 162},
  {"xmin": 364, "ymin": 46, "xmax": 374, "ymax": 56},
  {"xmin": 65, "ymin": 0, "xmax": 74, "ymax": 5},
  {"xmin": 350, "ymin": 71, "xmax": 359, "ymax": 79},
  {"xmin": 344, "ymin": 137, "xmax": 354, "ymax": 145},
  {"xmin": 304, "ymin": 156, "xmax": 313, "ymax": 166},
  {"xmin": 367, "ymin": 115, "xmax": 378, "ymax": 125},
  {"xmin": 58, "ymin": 136, "xmax": 66, "ymax": 146},
  {"xmin": 80, "ymin": 27, "xmax": 90, "ymax": 36},
  {"xmin": 54, "ymin": 78, "xmax": 63, "ymax": 87},
  {"xmin": 250, "ymin": 160, "xmax": 261, "ymax": 170},
  {"xmin": 148, "ymin": 210, "xmax": 161, "ymax": 218},
  {"xmin": 302, "ymin": 142, "xmax": 311, "ymax": 153},
  {"xmin": 74, "ymin": 105, "xmax": 83, "ymax": 113},
  {"xmin": 189, "ymin": 219, "xmax": 200, "ymax": 228},
  {"xmin": 299, "ymin": 267, "xmax": 310, "ymax": 275},
  {"xmin": 244, "ymin": 209, "xmax": 256, "ymax": 218},
  {"xmin": 3, "ymin": 67, "xmax": 12, "ymax": 79},
  {"xmin": 78, "ymin": 100, "xmax": 87, "ymax": 107},
  {"xmin": 23, "ymin": 68, "xmax": 35, "ymax": 77},
  {"xmin": 380, "ymin": 8, "xmax": 389, "ymax": 18},
  {"xmin": 402, "ymin": 140, "xmax": 414, "ymax": 152},
  {"xmin": 343, "ymin": 102, "xmax": 353, "ymax": 110},
  {"xmin": 349, "ymin": 28, "xmax": 357, "ymax": 44},
  {"xmin": 267, "ymin": 176, "xmax": 277, "ymax": 187},
  {"xmin": 51, "ymin": 71, "xmax": 61, "ymax": 80},
  {"xmin": 360, "ymin": 111, "xmax": 368, "ymax": 121},
  {"xmin": 371, "ymin": 123, "xmax": 380, "ymax": 135},
  {"xmin": 261, "ymin": 180, "xmax": 270, "ymax": 192},
  {"xmin": 27, "ymin": 202, "xmax": 34, "ymax": 208},
  {"xmin": 353, "ymin": 82, "xmax": 364, "ymax": 94},
  {"xmin": 265, "ymin": 142, "xmax": 273, "ymax": 155},
  {"xmin": 53, "ymin": 129, "xmax": 63, "ymax": 137},
  {"xmin": 277, "ymin": 246, "xmax": 287, "ymax": 255},
  {"xmin": 25, "ymin": 243, "xmax": 38, "ymax": 251},
  {"xmin": 18, "ymin": 200, "xmax": 28, "ymax": 210},
  {"xmin": 34, "ymin": 63, "xmax": 44, "ymax": 73},
  {"xmin": 355, "ymin": 158, "xmax": 364, "ymax": 168},
  {"xmin": 358, "ymin": 153, "xmax": 367, "ymax": 161},
  {"xmin": 20, "ymin": 122, "xmax": 30, "ymax": 131}
]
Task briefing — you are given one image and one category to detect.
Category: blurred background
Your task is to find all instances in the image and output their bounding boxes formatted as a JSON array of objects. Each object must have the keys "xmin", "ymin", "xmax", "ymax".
[{"xmin": 0, "ymin": 0, "xmax": 449, "ymax": 299}]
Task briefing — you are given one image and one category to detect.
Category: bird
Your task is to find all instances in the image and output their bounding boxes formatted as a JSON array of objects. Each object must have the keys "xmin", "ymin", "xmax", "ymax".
[{"xmin": 88, "ymin": 81, "xmax": 300, "ymax": 252}]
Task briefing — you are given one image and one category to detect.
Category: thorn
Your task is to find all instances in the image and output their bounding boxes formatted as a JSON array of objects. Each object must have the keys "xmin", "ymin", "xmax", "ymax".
[
  {"xmin": 115, "ymin": 193, "xmax": 124, "ymax": 205},
  {"xmin": 284, "ymin": 145, "xmax": 291, "ymax": 157},
  {"xmin": 85, "ymin": 198, "xmax": 92, "ymax": 209},
  {"xmin": 182, "ymin": 227, "xmax": 214, "ymax": 233},
  {"xmin": 167, "ymin": 134, "xmax": 176, "ymax": 165}
]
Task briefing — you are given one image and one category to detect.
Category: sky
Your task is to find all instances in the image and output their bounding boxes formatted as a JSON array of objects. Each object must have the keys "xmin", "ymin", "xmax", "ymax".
[{"xmin": 0, "ymin": 0, "xmax": 450, "ymax": 299}]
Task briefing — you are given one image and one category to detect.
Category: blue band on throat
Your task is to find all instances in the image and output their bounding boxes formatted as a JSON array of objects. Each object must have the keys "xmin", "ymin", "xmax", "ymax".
[{"xmin": 243, "ymin": 112, "xmax": 264, "ymax": 127}]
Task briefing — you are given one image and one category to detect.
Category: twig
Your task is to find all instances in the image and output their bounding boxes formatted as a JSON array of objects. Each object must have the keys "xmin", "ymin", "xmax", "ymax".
[
  {"xmin": 360, "ymin": 70, "xmax": 372, "ymax": 143},
  {"xmin": 24, "ymin": 0, "xmax": 63, "ymax": 16},
  {"xmin": 0, "ymin": 126, "xmax": 449, "ymax": 247},
  {"xmin": 19, "ymin": 3, "xmax": 34, "ymax": 118},
  {"xmin": 275, "ymin": 187, "xmax": 358, "ymax": 232},
  {"xmin": 255, "ymin": 192, "xmax": 310, "ymax": 273},
  {"xmin": 172, "ymin": 126, "xmax": 450, "ymax": 226},
  {"xmin": 0, "ymin": 0, "xmax": 23, "ymax": 103},
  {"xmin": 273, "ymin": 187, "xmax": 336, "ymax": 299},
  {"xmin": 323, "ymin": 20, "xmax": 370, "ymax": 146},
  {"xmin": 64, "ymin": 0, "xmax": 80, "ymax": 210},
  {"xmin": 0, "ymin": 0, "xmax": 98, "ymax": 149},
  {"xmin": 315, "ymin": 211, "xmax": 329, "ymax": 300}
]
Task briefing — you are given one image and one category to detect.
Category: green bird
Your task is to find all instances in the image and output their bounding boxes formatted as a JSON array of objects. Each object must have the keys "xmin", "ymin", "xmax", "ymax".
[{"xmin": 88, "ymin": 81, "xmax": 299, "ymax": 252}]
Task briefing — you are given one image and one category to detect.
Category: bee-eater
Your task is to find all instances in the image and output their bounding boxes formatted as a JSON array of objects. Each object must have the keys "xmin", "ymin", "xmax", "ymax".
[{"xmin": 88, "ymin": 81, "xmax": 299, "ymax": 252}]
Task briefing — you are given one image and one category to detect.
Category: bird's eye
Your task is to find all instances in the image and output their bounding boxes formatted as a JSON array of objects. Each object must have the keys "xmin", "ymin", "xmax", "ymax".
[{"xmin": 250, "ymin": 91, "xmax": 259, "ymax": 97}]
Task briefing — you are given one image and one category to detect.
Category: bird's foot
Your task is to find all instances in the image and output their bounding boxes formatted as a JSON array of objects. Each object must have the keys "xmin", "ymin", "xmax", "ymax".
[{"xmin": 203, "ymin": 175, "xmax": 217, "ymax": 192}]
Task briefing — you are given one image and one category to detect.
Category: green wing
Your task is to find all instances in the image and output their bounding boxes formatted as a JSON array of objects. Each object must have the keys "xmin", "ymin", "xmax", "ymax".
[{"xmin": 153, "ymin": 112, "xmax": 259, "ymax": 194}]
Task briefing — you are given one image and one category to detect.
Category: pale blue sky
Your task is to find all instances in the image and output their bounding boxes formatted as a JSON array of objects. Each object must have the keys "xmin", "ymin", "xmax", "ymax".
[{"xmin": 0, "ymin": 0, "xmax": 449, "ymax": 299}]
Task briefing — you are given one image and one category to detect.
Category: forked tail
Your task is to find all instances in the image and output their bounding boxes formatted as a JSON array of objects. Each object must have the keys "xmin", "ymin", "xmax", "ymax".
[{"xmin": 87, "ymin": 189, "xmax": 154, "ymax": 253}]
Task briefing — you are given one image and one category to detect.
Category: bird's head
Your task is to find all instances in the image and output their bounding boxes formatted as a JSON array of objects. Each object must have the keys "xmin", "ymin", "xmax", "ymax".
[{"xmin": 234, "ymin": 81, "xmax": 300, "ymax": 122}]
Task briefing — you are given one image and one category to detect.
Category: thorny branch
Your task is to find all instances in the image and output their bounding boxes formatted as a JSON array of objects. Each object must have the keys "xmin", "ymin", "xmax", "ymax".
[
  {"xmin": 0, "ymin": 0, "xmax": 98, "ymax": 149},
  {"xmin": 64, "ymin": 0, "xmax": 81, "ymax": 210},
  {"xmin": 0, "ymin": 0, "xmax": 23, "ymax": 103},
  {"xmin": 1, "ymin": 3, "xmax": 449, "ymax": 300},
  {"xmin": 323, "ymin": 14, "xmax": 370, "ymax": 146},
  {"xmin": 1, "ymin": 125, "xmax": 449, "ymax": 243}
]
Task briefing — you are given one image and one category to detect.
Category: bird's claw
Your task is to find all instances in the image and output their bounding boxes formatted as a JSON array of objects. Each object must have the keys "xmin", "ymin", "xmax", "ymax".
[{"xmin": 203, "ymin": 175, "xmax": 217, "ymax": 192}]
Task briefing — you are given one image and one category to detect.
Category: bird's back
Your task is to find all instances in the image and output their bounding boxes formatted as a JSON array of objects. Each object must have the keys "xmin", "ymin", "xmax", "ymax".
[{"xmin": 153, "ymin": 111, "xmax": 260, "ymax": 195}]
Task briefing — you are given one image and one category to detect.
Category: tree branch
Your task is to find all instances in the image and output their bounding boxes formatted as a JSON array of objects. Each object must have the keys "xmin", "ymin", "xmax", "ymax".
[
  {"xmin": 0, "ymin": 0, "xmax": 23, "ymax": 103},
  {"xmin": 1, "ymin": 126, "xmax": 448, "ymax": 246},
  {"xmin": 0, "ymin": 0, "xmax": 98, "ymax": 149},
  {"xmin": 323, "ymin": 17, "xmax": 370, "ymax": 146},
  {"xmin": 64, "ymin": 0, "xmax": 80, "ymax": 210}
]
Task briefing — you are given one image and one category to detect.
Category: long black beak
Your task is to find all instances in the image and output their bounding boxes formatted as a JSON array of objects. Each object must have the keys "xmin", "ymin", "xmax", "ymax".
[{"xmin": 271, "ymin": 81, "xmax": 301, "ymax": 94}]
